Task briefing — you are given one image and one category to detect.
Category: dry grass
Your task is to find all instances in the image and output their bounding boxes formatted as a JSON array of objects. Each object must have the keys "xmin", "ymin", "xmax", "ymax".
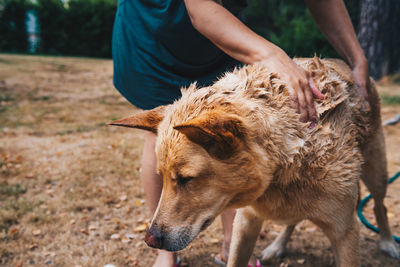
[{"xmin": 0, "ymin": 54, "xmax": 399, "ymax": 267}]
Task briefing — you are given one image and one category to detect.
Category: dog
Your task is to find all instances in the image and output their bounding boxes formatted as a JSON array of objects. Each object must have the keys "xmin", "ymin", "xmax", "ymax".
[{"xmin": 110, "ymin": 57, "xmax": 399, "ymax": 266}]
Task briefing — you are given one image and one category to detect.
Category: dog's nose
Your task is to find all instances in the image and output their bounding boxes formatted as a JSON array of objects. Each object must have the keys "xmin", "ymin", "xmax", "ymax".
[{"xmin": 144, "ymin": 227, "xmax": 163, "ymax": 249}]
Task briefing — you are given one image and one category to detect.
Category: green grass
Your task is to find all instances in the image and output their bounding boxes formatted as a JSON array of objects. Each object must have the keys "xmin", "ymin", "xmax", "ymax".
[
  {"xmin": 0, "ymin": 94, "xmax": 14, "ymax": 102},
  {"xmin": 381, "ymin": 94, "xmax": 400, "ymax": 105},
  {"xmin": 0, "ymin": 183, "xmax": 26, "ymax": 198},
  {"xmin": 0, "ymin": 183, "xmax": 33, "ymax": 233}
]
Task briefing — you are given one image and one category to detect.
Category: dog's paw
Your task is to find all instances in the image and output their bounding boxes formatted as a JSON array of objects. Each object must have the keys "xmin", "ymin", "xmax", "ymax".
[
  {"xmin": 261, "ymin": 242, "xmax": 286, "ymax": 262},
  {"xmin": 380, "ymin": 239, "xmax": 400, "ymax": 259}
]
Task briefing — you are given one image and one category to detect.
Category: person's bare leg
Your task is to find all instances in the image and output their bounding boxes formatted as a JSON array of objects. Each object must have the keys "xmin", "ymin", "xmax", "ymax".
[
  {"xmin": 220, "ymin": 209, "xmax": 258, "ymax": 266},
  {"xmin": 141, "ymin": 132, "xmax": 177, "ymax": 267}
]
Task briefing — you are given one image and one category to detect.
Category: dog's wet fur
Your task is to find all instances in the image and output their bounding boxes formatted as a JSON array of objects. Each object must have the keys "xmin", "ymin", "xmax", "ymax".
[{"xmin": 111, "ymin": 57, "xmax": 399, "ymax": 266}]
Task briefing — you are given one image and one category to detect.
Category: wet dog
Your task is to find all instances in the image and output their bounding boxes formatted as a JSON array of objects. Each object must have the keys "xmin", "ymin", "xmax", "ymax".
[{"xmin": 111, "ymin": 57, "xmax": 399, "ymax": 266}]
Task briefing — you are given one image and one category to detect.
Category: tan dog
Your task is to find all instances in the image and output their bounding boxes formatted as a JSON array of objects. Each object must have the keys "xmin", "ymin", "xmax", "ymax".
[{"xmin": 110, "ymin": 57, "xmax": 399, "ymax": 266}]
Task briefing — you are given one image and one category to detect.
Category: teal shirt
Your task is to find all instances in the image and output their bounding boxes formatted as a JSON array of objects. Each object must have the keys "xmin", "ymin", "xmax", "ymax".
[{"xmin": 112, "ymin": 0, "xmax": 241, "ymax": 110}]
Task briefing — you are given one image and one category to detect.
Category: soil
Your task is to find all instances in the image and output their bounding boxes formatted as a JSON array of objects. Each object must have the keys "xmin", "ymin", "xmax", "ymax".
[{"xmin": 0, "ymin": 54, "xmax": 399, "ymax": 267}]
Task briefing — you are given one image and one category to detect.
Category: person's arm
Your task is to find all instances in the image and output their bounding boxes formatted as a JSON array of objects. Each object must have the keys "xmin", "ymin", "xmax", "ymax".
[
  {"xmin": 184, "ymin": 0, "xmax": 324, "ymax": 123},
  {"xmin": 305, "ymin": 0, "xmax": 370, "ymax": 101}
]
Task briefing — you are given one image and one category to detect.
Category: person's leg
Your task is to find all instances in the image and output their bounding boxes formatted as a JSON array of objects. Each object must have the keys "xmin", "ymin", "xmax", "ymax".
[
  {"xmin": 221, "ymin": 209, "xmax": 236, "ymax": 261},
  {"xmin": 141, "ymin": 132, "xmax": 177, "ymax": 267}
]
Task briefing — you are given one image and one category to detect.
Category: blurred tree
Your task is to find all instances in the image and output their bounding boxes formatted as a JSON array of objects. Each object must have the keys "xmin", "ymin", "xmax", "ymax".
[
  {"xmin": 243, "ymin": 0, "xmax": 360, "ymax": 58},
  {"xmin": 0, "ymin": 0, "xmax": 29, "ymax": 52},
  {"xmin": 34, "ymin": 0, "xmax": 117, "ymax": 57},
  {"xmin": 358, "ymin": 0, "xmax": 400, "ymax": 79},
  {"xmin": 36, "ymin": 0, "xmax": 66, "ymax": 54},
  {"xmin": 65, "ymin": 0, "xmax": 116, "ymax": 57}
]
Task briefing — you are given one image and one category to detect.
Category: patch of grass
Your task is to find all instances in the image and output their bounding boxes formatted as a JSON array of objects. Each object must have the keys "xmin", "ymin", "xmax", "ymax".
[
  {"xmin": 0, "ymin": 183, "xmax": 35, "ymax": 232},
  {"xmin": 392, "ymin": 72, "xmax": 400, "ymax": 84},
  {"xmin": 0, "ymin": 93, "xmax": 14, "ymax": 102},
  {"xmin": 0, "ymin": 183, "xmax": 26, "ymax": 199},
  {"xmin": 0, "ymin": 248, "xmax": 13, "ymax": 265},
  {"xmin": 0, "ymin": 106, "xmax": 8, "ymax": 113},
  {"xmin": 56, "ymin": 123, "xmax": 105, "ymax": 135},
  {"xmin": 381, "ymin": 94, "xmax": 400, "ymax": 105},
  {"xmin": 32, "ymin": 95, "xmax": 52, "ymax": 101},
  {"xmin": 0, "ymin": 200, "xmax": 34, "ymax": 232}
]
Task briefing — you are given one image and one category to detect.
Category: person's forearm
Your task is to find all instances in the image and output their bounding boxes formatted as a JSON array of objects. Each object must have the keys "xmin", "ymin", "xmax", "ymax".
[
  {"xmin": 184, "ymin": 0, "xmax": 280, "ymax": 64},
  {"xmin": 305, "ymin": 0, "xmax": 366, "ymax": 68},
  {"xmin": 185, "ymin": 0, "xmax": 325, "ymax": 122}
]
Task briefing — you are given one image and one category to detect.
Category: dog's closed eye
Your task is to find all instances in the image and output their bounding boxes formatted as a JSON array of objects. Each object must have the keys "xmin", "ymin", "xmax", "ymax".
[{"xmin": 176, "ymin": 174, "xmax": 194, "ymax": 187}]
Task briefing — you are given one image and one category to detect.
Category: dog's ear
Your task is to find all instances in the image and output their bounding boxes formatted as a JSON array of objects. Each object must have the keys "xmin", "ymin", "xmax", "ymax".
[
  {"xmin": 108, "ymin": 106, "xmax": 166, "ymax": 134},
  {"xmin": 174, "ymin": 111, "xmax": 245, "ymax": 159}
]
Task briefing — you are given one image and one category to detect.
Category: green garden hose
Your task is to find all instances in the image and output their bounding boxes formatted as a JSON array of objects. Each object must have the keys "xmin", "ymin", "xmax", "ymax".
[{"xmin": 357, "ymin": 171, "xmax": 400, "ymax": 243}]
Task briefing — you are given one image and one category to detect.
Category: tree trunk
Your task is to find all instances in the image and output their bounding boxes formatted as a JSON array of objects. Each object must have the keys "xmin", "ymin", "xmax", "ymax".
[
  {"xmin": 388, "ymin": 0, "xmax": 400, "ymax": 74},
  {"xmin": 357, "ymin": 0, "xmax": 400, "ymax": 79}
]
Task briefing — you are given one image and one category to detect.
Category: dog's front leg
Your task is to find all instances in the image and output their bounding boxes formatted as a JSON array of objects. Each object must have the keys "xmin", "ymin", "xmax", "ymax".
[
  {"xmin": 261, "ymin": 224, "xmax": 295, "ymax": 261},
  {"xmin": 227, "ymin": 207, "xmax": 263, "ymax": 267}
]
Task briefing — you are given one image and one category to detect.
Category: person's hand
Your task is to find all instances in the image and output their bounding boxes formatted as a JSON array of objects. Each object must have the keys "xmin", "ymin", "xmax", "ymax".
[
  {"xmin": 352, "ymin": 59, "xmax": 370, "ymax": 103},
  {"xmin": 261, "ymin": 48, "xmax": 325, "ymax": 123}
]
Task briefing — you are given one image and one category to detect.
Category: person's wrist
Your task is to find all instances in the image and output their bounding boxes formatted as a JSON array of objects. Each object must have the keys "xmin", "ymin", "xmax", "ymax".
[
  {"xmin": 350, "ymin": 53, "xmax": 367, "ymax": 70},
  {"xmin": 251, "ymin": 45, "xmax": 286, "ymax": 65}
]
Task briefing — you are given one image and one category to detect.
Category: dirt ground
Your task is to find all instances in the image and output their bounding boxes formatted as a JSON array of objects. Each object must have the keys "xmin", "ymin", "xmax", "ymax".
[{"xmin": 0, "ymin": 54, "xmax": 399, "ymax": 267}]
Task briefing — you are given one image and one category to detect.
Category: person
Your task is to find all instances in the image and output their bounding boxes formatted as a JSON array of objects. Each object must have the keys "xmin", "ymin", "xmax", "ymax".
[{"xmin": 112, "ymin": 0, "xmax": 370, "ymax": 266}]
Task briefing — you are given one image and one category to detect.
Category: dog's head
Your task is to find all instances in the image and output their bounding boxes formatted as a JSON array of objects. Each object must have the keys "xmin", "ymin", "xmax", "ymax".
[{"xmin": 110, "ymin": 104, "xmax": 271, "ymax": 251}]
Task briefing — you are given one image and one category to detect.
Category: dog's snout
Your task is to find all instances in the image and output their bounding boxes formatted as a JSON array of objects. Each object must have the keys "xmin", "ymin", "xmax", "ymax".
[{"xmin": 144, "ymin": 226, "xmax": 163, "ymax": 249}]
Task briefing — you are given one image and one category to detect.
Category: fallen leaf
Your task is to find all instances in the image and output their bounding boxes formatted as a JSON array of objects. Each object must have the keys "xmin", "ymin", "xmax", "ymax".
[
  {"xmin": 297, "ymin": 258, "xmax": 305, "ymax": 264},
  {"xmin": 110, "ymin": 233, "xmax": 120, "ymax": 240},
  {"xmin": 25, "ymin": 174, "xmax": 34, "ymax": 179},
  {"xmin": 135, "ymin": 199, "xmax": 145, "ymax": 206},
  {"xmin": 29, "ymin": 243, "xmax": 38, "ymax": 250},
  {"xmin": 133, "ymin": 224, "xmax": 147, "ymax": 232},
  {"xmin": 125, "ymin": 233, "xmax": 138, "ymax": 239},
  {"xmin": 128, "ymin": 257, "xmax": 138, "ymax": 266},
  {"xmin": 89, "ymin": 225, "xmax": 97, "ymax": 231},
  {"xmin": 70, "ymin": 219, "xmax": 76, "ymax": 225},
  {"xmin": 32, "ymin": 229, "xmax": 41, "ymax": 236},
  {"xmin": 209, "ymin": 238, "xmax": 219, "ymax": 244},
  {"xmin": 259, "ymin": 230, "xmax": 267, "ymax": 239},
  {"xmin": 9, "ymin": 227, "xmax": 19, "ymax": 235},
  {"xmin": 121, "ymin": 238, "xmax": 131, "ymax": 244},
  {"xmin": 16, "ymin": 155, "xmax": 22, "ymax": 163},
  {"xmin": 80, "ymin": 228, "xmax": 89, "ymax": 235},
  {"xmin": 56, "ymin": 151, "xmax": 63, "ymax": 156}
]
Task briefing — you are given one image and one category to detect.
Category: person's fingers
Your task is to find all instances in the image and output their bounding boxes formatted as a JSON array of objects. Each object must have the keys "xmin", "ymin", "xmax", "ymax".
[
  {"xmin": 304, "ymin": 82, "xmax": 316, "ymax": 122},
  {"xmin": 288, "ymin": 87, "xmax": 300, "ymax": 114},
  {"xmin": 296, "ymin": 87, "xmax": 308, "ymax": 122},
  {"xmin": 308, "ymin": 78, "xmax": 325, "ymax": 100}
]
